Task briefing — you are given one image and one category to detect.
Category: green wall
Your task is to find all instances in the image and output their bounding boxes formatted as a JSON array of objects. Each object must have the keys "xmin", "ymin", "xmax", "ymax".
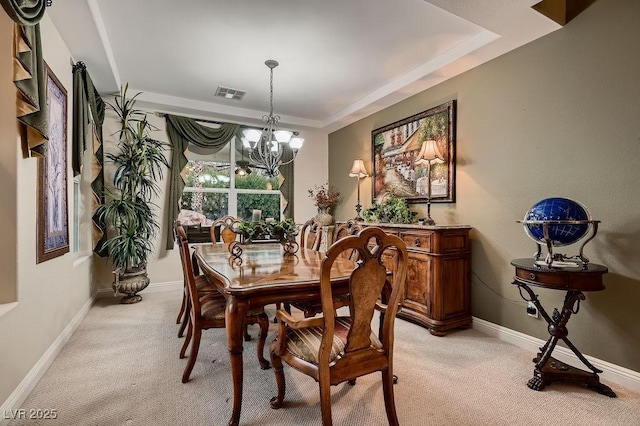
[{"xmin": 329, "ymin": 0, "xmax": 640, "ymax": 372}]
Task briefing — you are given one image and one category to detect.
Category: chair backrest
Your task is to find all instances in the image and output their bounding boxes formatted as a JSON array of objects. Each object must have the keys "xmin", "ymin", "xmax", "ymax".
[
  {"xmin": 333, "ymin": 220, "xmax": 363, "ymax": 261},
  {"xmin": 177, "ymin": 236, "xmax": 202, "ymax": 317},
  {"xmin": 174, "ymin": 220, "xmax": 188, "ymax": 242},
  {"xmin": 299, "ymin": 218, "xmax": 323, "ymax": 251},
  {"xmin": 333, "ymin": 220, "xmax": 362, "ymax": 243},
  {"xmin": 318, "ymin": 227, "xmax": 407, "ymax": 367},
  {"xmin": 211, "ymin": 215, "xmax": 241, "ymax": 243}
]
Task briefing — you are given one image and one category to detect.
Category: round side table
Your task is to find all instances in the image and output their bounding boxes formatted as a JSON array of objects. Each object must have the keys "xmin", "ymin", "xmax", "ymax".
[{"xmin": 510, "ymin": 258, "xmax": 615, "ymax": 397}]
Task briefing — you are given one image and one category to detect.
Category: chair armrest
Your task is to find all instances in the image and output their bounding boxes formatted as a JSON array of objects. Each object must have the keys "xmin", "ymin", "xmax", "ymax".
[
  {"xmin": 375, "ymin": 299, "xmax": 388, "ymax": 312},
  {"xmin": 276, "ymin": 309, "xmax": 325, "ymax": 329},
  {"xmin": 274, "ymin": 309, "xmax": 325, "ymax": 356}
]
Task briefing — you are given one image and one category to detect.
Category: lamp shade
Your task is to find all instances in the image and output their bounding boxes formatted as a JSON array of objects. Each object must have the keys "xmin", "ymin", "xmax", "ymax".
[
  {"xmin": 415, "ymin": 140, "xmax": 445, "ymax": 166},
  {"xmin": 349, "ymin": 159, "xmax": 369, "ymax": 178},
  {"xmin": 289, "ymin": 137, "xmax": 304, "ymax": 150},
  {"xmin": 243, "ymin": 128, "xmax": 262, "ymax": 143},
  {"xmin": 273, "ymin": 130, "xmax": 293, "ymax": 143}
]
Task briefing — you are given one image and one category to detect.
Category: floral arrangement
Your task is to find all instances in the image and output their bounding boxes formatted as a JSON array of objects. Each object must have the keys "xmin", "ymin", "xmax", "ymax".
[
  {"xmin": 308, "ymin": 182, "xmax": 341, "ymax": 209},
  {"xmin": 362, "ymin": 193, "xmax": 418, "ymax": 224},
  {"xmin": 236, "ymin": 218, "xmax": 299, "ymax": 244}
]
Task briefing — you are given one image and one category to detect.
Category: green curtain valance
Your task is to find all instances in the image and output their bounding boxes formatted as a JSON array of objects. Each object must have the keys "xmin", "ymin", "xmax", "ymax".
[
  {"xmin": 1, "ymin": 0, "xmax": 48, "ymax": 156},
  {"xmin": 164, "ymin": 114, "xmax": 242, "ymax": 249},
  {"xmin": 0, "ymin": 0, "xmax": 45, "ymax": 25}
]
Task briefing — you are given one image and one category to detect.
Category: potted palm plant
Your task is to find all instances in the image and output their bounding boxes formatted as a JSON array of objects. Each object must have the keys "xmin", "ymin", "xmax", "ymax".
[{"xmin": 101, "ymin": 84, "xmax": 169, "ymax": 303}]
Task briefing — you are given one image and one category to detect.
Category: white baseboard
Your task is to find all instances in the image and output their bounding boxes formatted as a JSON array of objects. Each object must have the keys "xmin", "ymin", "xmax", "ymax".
[
  {"xmin": 472, "ymin": 317, "xmax": 640, "ymax": 392},
  {"xmin": 96, "ymin": 280, "xmax": 182, "ymax": 299},
  {"xmin": 0, "ymin": 295, "xmax": 95, "ymax": 426}
]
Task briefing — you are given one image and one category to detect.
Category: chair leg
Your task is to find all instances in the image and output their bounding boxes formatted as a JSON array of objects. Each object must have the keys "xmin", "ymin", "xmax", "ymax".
[
  {"xmin": 256, "ymin": 313, "xmax": 270, "ymax": 370},
  {"xmin": 176, "ymin": 290, "xmax": 186, "ymax": 324},
  {"xmin": 319, "ymin": 378, "xmax": 333, "ymax": 426},
  {"xmin": 273, "ymin": 302, "xmax": 282, "ymax": 323},
  {"xmin": 244, "ymin": 323, "xmax": 252, "ymax": 341},
  {"xmin": 179, "ymin": 320, "xmax": 192, "ymax": 359},
  {"xmin": 382, "ymin": 369, "xmax": 400, "ymax": 426},
  {"xmin": 269, "ymin": 349, "xmax": 286, "ymax": 409},
  {"xmin": 182, "ymin": 327, "xmax": 202, "ymax": 383},
  {"xmin": 177, "ymin": 298, "xmax": 190, "ymax": 338}
]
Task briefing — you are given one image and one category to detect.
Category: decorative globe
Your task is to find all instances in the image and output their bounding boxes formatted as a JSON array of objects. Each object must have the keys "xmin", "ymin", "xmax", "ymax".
[{"xmin": 522, "ymin": 197, "xmax": 591, "ymax": 247}]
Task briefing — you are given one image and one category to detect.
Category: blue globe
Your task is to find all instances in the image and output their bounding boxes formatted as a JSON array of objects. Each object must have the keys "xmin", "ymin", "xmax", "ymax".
[{"xmin": 522, "ymin": 198, "xmax": 591, "ymax": 247}]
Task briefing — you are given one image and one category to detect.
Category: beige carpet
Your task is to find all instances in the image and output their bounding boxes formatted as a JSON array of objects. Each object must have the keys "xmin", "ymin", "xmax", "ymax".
[{"xmin": 10, "ymin": 289, "xmax": 640, "ymax": 426}]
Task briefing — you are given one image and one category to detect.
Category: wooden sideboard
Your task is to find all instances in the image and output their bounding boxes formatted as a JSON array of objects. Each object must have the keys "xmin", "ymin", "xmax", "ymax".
[{"xmin": 339, "ymin": 222, "xmax": 472, "ymax": 336}]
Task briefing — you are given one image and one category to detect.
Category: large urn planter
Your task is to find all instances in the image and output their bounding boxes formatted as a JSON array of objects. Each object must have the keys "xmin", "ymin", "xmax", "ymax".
[{"xmin": 113, "ymin": 267, "xmax": 150, "ymax": 304}]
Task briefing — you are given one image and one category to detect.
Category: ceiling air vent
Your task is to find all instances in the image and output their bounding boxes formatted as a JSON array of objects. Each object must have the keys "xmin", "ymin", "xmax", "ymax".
[{"xmin": 215, "ymin": 86, "xmax": 246, "ymax": 101}]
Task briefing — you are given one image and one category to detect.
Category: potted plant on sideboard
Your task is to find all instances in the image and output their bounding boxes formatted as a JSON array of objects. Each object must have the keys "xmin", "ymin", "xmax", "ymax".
[{"xmin": 101, "ymin": 84, "xmax": 169, "ymax": 303}]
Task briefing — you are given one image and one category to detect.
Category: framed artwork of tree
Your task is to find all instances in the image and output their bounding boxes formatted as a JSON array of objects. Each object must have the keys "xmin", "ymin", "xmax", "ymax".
[{"xmin": 37, "ymin": 64, "xmax": 69, "ymax": 263}]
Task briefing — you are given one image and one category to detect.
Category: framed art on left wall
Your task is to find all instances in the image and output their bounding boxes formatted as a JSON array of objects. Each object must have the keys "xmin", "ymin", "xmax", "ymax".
[{"xmin": 37, "ymin": 64, "xmax": 69, "ymax": 263}]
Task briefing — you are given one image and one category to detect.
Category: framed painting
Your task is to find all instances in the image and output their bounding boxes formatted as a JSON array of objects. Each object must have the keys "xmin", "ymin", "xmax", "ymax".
[
  {"xmin": 372, "ymin": 100, "xmax": 456, "ymax": 204},
  {"xmin": 37, "ymin": 64, "xmax": 69, "ymax": 263}
]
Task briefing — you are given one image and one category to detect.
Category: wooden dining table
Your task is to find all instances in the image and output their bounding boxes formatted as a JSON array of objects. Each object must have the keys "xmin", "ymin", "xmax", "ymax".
[{"xmin": 193, "ymin": 242, "xmax": 356, "ymax": 426}]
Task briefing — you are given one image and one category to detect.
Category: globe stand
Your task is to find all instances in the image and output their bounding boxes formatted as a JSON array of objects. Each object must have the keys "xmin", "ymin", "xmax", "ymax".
[{"xmin": 517, "ymin": 220, "xmax": 600, "ymax": 269}]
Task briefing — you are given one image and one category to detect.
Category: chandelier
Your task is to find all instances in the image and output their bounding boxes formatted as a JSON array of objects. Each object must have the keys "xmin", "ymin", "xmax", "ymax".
[{"xmin": 241, "ymin": 60, "xmax": 303, "ymax": 177}]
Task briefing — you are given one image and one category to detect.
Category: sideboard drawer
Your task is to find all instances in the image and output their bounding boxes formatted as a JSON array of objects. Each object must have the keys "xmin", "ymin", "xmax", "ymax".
[{"xmin": 401, "ymin": 233, "xmax": 431, "ymax": 251}]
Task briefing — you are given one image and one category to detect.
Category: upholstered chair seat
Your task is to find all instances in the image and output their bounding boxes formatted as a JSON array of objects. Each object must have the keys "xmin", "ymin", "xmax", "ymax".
[{"xmin": 283, "ymin": 317, "xmax": 382, "ymax": 365}]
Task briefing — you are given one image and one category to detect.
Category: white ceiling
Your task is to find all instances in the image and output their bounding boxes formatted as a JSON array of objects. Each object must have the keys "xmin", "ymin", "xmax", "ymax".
[{"xmin": 47, "ymin": 0, "xmax": 559, "ymax": 133}]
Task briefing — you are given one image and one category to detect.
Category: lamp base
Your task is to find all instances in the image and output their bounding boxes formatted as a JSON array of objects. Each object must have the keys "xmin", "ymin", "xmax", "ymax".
[
  {"xmin": 354, "ymin": 202, "xmax": 363, "ymax": 222},
  {"xmin": 422, "ymin": 217, "xmax": 435, "ymax": 226}
]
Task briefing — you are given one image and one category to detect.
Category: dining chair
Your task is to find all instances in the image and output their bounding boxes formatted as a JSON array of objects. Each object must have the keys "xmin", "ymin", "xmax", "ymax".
[
  {"xmin": 300, "ymin": 217, "xmax": 324, "ymax": 251},
  {"xmin": 211, "ymin": 215, "xmax": 242, "ymax": 243},
  {"xmin": 177, "ymin": 235, "xmax": 271, "ymax": 383},
  {"xmin": 333, "ymin": 219, "xmax": 363, "ymax": 243},
  {"xmin": 278, "ymin": 217, "xmax": 325, "ymax": 317},
  {"xmin": 269, "ymin": 227, "xmax": 408, "ymax": 425},
  {"xmin": 176, "ymin": 216, "xmax": 241, "ymax": 337},
  {"xmin": 174, "ymin": 221, "xmax": 218, "ymax": 339}
]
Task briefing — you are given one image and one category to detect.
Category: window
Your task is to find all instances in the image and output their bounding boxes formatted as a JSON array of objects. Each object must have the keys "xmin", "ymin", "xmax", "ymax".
[{"xmin": 178, "ymin": 139, "xmax": 281, "ymax": 225}]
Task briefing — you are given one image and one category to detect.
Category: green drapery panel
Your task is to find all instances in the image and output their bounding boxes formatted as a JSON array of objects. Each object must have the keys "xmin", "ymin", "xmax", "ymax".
[
  {"xmin": 280, "ymin": 145, "xmax": 294, "ymax": 220},
  {"xmin": 72, "ymin": 62, "xmax": 107, "ymax": 255},
  {"xmin": 164, "ymin": 114, "xmax": 241, "ymax": 249},
  {"xmin": 1, "ymin": 0, "xmax": 48, "ymax": 156}
]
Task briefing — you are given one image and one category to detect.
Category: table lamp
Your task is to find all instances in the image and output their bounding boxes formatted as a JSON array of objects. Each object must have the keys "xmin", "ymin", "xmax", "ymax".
[
  {"xmin": 414, "ymin": 140, "xmax": 444, "ymax": 225},
  {"xmin": 349, "ymin": 159, "xmax": 369, "ymax": 221}
]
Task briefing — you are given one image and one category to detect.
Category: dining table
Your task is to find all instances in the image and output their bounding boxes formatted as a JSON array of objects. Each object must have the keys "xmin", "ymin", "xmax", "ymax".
[{"xmin": 193, "ymin": 242, "xmax": 356, "ymax": 426}]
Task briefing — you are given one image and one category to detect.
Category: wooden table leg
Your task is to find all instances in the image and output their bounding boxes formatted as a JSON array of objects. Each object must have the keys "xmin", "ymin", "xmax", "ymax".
[{"xmin": 226, "ymin": 297, "xmax": 249, "ymax": 426}]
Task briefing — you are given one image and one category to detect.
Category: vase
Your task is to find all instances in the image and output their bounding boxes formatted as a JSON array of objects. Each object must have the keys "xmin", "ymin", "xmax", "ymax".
[
  {"xmin": 315, "ymin": 206, "xmax": 334, "ymax": 226},
  {"xmin": 112, "ymin": 266, "xmax": 150, "ymax": 304}
]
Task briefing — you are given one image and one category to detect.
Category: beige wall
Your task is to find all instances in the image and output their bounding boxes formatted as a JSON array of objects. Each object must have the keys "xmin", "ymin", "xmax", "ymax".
[
  {"xmin": 0, "ymin": 14, "xmax": 94, "ymax": 405},
  {"xmin": 329, "ymin": 0, "xmax": 640, "ymax": 372}
]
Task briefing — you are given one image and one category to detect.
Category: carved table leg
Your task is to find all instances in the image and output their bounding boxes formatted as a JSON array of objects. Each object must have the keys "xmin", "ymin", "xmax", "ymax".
[
  {"xmin": 226, "ymin": 297, "xmax": 250, "ymax": 426},
  {"xmin": 517, "ymin": 285, "xmax": 616, "ymax": 397}
]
